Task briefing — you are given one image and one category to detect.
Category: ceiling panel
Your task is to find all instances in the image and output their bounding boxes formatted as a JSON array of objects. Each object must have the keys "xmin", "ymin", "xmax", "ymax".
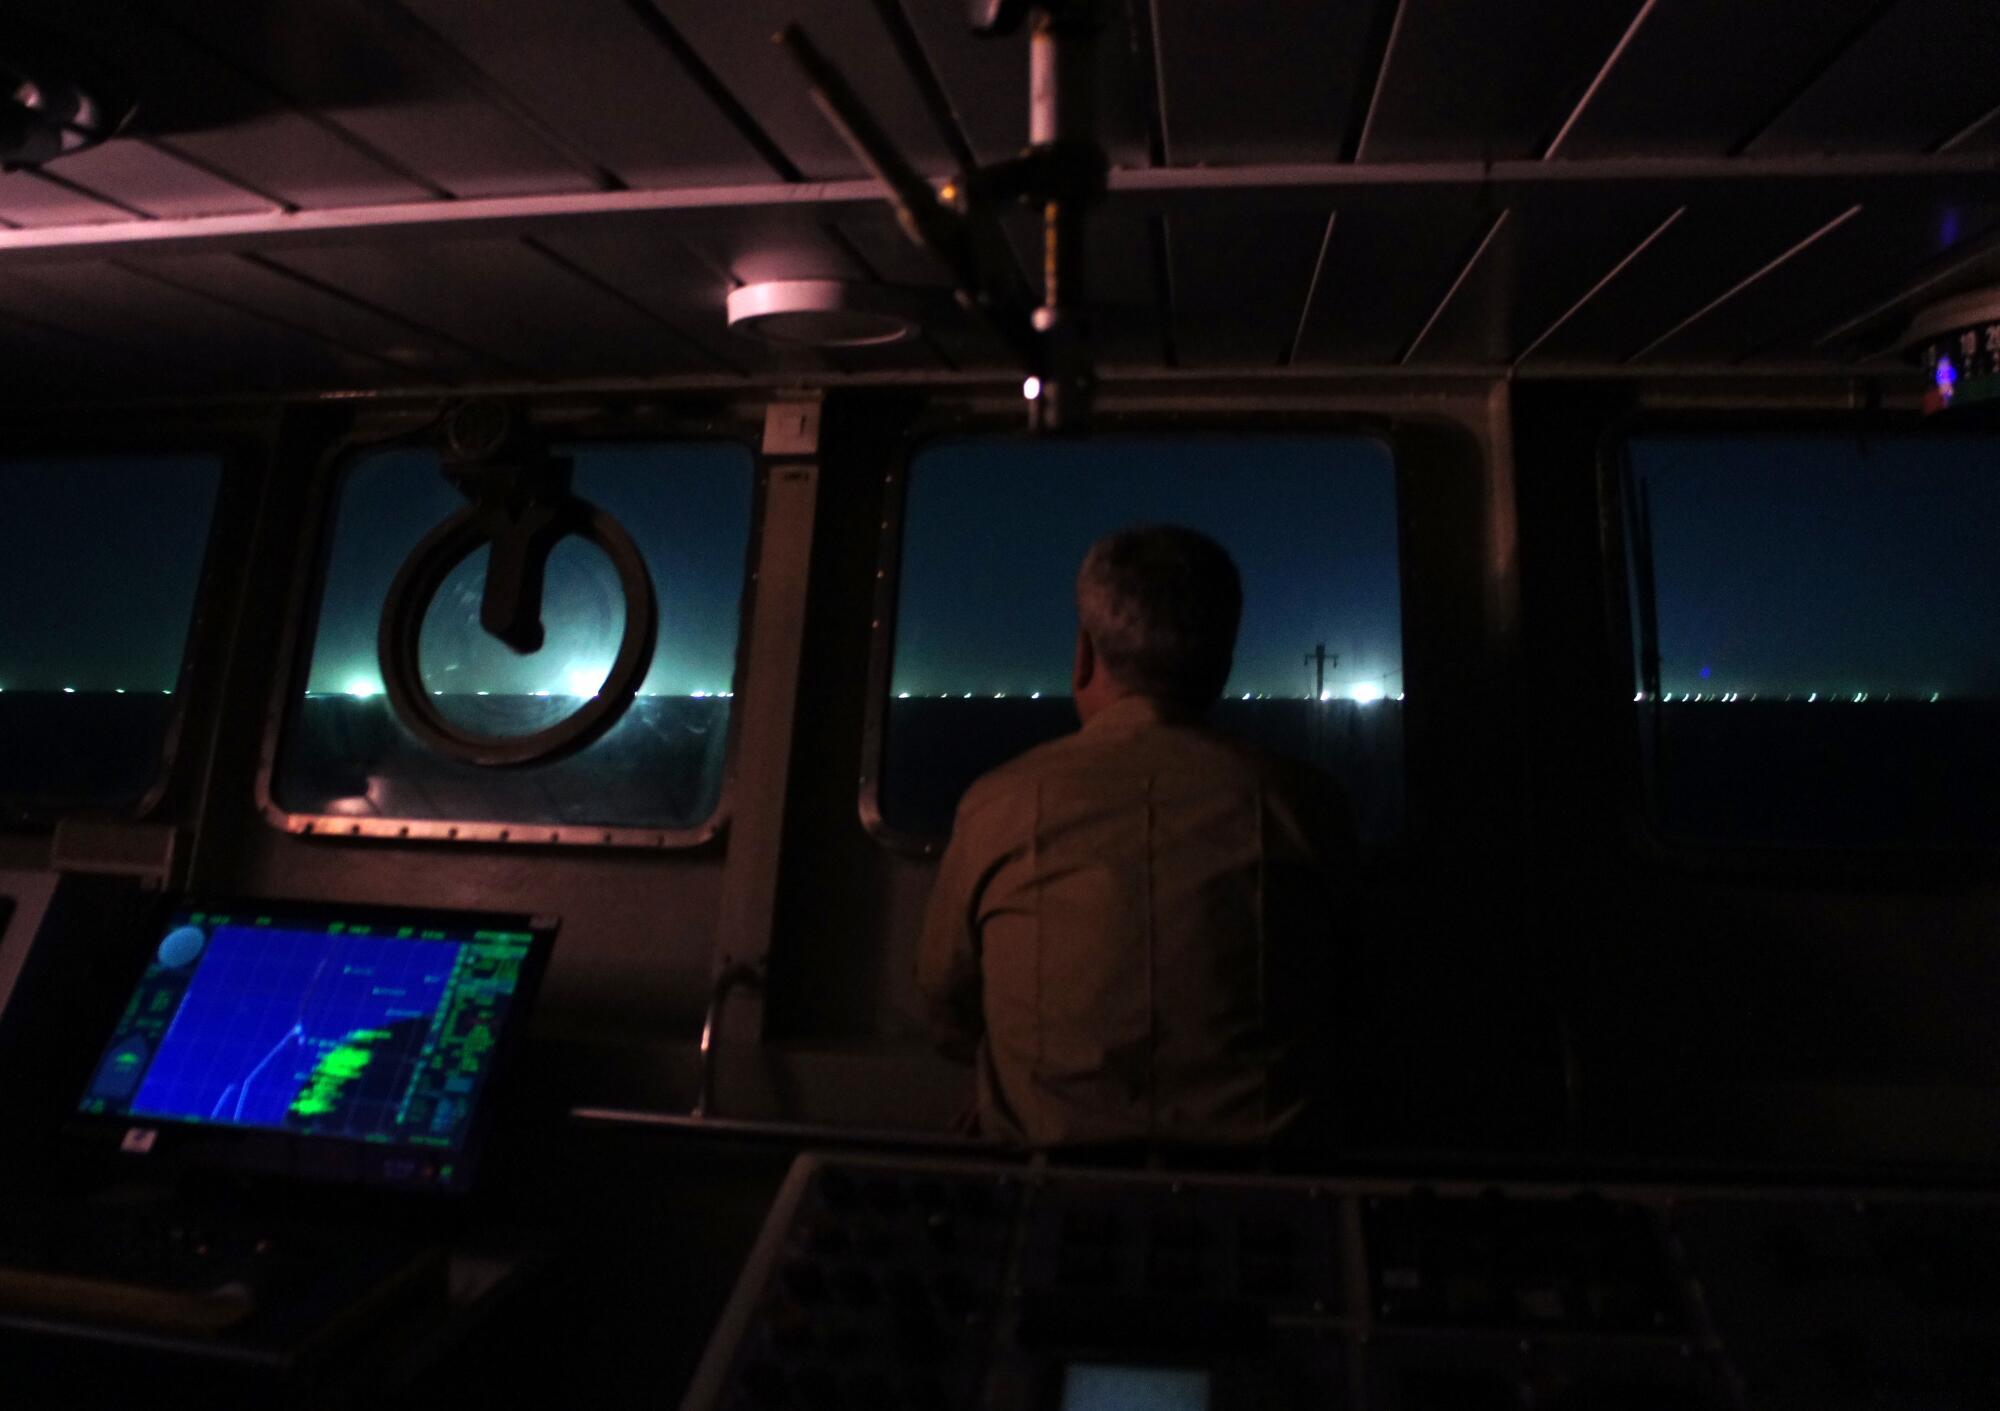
[
  {"xmin": 1521, "ymin": 199, "xmax": 1855, "ymax": 364},
  {"xmin": 1290, "ymin": 195, "xmax": 1493, "ymax": 364},
  {"xmin": 1359, "ymin": 0, "xmax": 1645, "ymax": 160},
  {"xmin": 902, "ymin": 5, "xmax": 1149, "ymax": 167},
  {"xmin": 667, "ymin": 1, "xmax": 966, "ymax": 179},
  {"xmin": 1554, "ymin": 0, "xmax": 1885, "ymax": 158},
  {"xmin": 1750, "ymin": 0, "xmax": 2000, "ymax": 155},
  {"xmin": 385, "ymin": 0, "xmax": 778, "ymax": 186},
  {"xmin": 0, "ymin": 173, "xmax": 138, "ymax": 229},
  {"xmin": 1167, "ymin": 208, "xmax": 1328, "ymax": 366},
  {"xmin": 35, "ymin": 0, "xmax": 437, "ymax": 209},
  {"xmin": 1153, "ymin": 0, "xmax": 1380, "ymax": 163},
  {"xmin": 1405, "ymin": 195, "xmax": 1677, "ymax": 363},
  {"xmin": 0, "ymin": 262, "xmax": 400, "ymax": 392},
  {"xmin": 1736, "ymin": 201, "xmax": 2000, "ymax": 359},
  {"xmin": 532, "ymin": 225, "xmax": 751, "ymax": 372},
  {"xmin": 41, "ymin": 143, "xmax": 275, "ymax": 219},
  {"xmin": 0, "ymin": 300, "xmax": 170, "ymax": 401},
  {"xmin": 1945, "ymin": 103, "xmax": 2000, "ymax": 152},
  {"xmin": 263, "ymin": 238, "xmax": 719, "ymax": 378},
  {"xmin": 1682, "ymin": 202, "xmax": 2000, "ymax": 363},
  {"xmin": 142, "ymin": 0, "xmax": 601, "ymax": 198},
  {"xmin": 129, "ymin": 251, "xmax": 495, "ymax": 383}
]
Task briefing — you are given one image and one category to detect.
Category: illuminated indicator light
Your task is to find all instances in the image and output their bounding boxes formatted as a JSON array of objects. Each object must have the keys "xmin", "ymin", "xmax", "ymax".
[
  {"xmin": 1022, "ymin": 375, "xmax": 1042, "ymax": 401},
  {"xmin": 1936, "ymin": 356, "xmax": 1957, "ymax": 406}
]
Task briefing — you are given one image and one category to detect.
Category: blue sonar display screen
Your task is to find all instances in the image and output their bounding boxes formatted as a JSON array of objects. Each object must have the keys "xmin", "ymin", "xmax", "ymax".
[{"xmin": 79, "ymin": 904, "xmax": 541, "ymax": 1174}]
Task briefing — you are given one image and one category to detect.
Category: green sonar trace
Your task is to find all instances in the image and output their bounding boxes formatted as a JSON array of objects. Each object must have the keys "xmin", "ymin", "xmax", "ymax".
[{"xmin": 289, "ymin": 1028, "xmax": 393, "ymax": 1120}]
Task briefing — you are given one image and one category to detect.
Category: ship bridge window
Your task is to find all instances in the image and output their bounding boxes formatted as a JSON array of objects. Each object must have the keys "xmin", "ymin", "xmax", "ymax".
[
  {"xmin": 269, "ymin": 442, "xmax": 753, "ymax": 842},
  {"xmin": 0, "ymin": 454, "xmax": 221, "ymax": 815},
  {"xmin": 874, "ymin": 435, "xmax": 1404, "ymax": 846},
  {"xmin": 1623, "ymin": 431, "xmax": 2000, "ymax": 848}
]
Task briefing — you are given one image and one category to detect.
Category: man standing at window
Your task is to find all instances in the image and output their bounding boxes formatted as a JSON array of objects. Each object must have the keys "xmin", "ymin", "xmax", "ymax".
[{"xmin": 918, "ymin": 525, "xmax": 1355, "ymax": 1149}]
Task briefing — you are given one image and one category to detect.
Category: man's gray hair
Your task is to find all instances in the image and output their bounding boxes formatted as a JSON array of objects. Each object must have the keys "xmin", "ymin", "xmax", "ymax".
[{"xmin": 1077, "ymin": 525, "xmax": 1242, "ymax": 705}]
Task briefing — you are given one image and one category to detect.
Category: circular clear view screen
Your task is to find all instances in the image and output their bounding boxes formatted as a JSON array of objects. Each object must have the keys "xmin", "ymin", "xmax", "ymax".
[{"xmin": 417, "ymin": 536, "xmax": 630, "ymax": 737}]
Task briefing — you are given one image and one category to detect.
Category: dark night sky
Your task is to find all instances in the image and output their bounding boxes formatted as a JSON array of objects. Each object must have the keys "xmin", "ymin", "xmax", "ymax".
[
  {"xmin": 891, "ymin": 436, "xmax": 1405, "ymax": 700},
  {"xmin": 1634, "ymin": 434, "xmax": 2000, "ymax": 699},
  {"xmin": 0, "ymin": 455, "xmax": 219, "ymax": 692},
  {"xmin": 307, "ymin": 444, "xmax": 752, "ymax": 698}
]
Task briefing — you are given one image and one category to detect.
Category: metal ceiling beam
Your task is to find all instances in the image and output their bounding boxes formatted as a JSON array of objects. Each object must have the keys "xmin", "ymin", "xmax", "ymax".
[{"xmin": 0, "ymin": 155, "xmax": 1992, "ymax": 266}]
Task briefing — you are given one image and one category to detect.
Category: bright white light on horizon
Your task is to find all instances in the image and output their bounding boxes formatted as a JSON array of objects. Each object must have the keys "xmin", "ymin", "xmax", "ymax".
[
  {"xmin": 690, "ymin": 689, "xmax": 709, "ymax": 699},
  {"xmin": 1318, "ymin": 689, "xmax": 1333, "ymax": 702},
  {"xmin": 345, "ymin": 678, "xmax": 380, "ymax": 698},
  {"xmin": 532, "ymin": 689, "xmax": 551, "ymax": 698},
  {"xmin": 1349, "ymin": 682, "xmax": 1383, "ymax": 705},
  {"xmin": 567, "ymin": 667, "xmax": 606, "ymax": 697},
  {"xmin": 1808, "ymin": 692, "xmax": 1817, "ymax": 702},
  {"xmin": 1031, "ymin": 692, "xmax": 1040, "ymax": 699},
  {"xmin": 898, "ymin": 692, "xmax": 911, "ymax": 699},
  {"xmin": 62, "ymin": 686, "xmax": 76, "ymax": 694}
]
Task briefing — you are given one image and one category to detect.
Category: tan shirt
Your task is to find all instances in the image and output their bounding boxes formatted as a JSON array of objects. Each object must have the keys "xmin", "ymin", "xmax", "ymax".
[{"xmin": 917, "ymin": 695, "xmax": 1353, "ymax": 1148}]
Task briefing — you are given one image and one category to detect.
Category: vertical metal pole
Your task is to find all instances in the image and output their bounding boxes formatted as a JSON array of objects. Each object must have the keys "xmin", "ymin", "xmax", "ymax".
[{"xmin": 707, "ymin": 398, "xmax": 823, "ymax": 1058}]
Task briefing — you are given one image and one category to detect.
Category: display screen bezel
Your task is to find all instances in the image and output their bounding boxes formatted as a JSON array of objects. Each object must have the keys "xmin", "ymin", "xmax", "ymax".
[{"xmin": 68, "ymin": 895, "xmax": 555, "ymax": 1194}]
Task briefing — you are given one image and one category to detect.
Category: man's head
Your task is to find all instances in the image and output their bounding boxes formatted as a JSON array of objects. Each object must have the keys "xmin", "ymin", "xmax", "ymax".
[{"xmin": 1073, "ymin": 525, "xmax": 1242, "ymax": 718}]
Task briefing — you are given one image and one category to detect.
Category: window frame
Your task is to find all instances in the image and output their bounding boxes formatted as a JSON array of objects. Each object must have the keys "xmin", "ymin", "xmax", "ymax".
[
  {"xmin": 0, "ymin": 439, "xmax": 238, "ymax": 828},
  {"xmin": 255, "ymin": 417, "xmax": 765, "ymax": 849},
  {"xmin": 1597, "ymin": 411, "xmax": 2000, "ymax": 880},
  {"xmin": 857, "ymin": 409, "xmax": 1414, "ymax": 857}
]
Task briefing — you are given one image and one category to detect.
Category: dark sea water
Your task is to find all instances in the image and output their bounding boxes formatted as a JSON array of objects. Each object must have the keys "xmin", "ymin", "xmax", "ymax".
[
  {"xmin": 3, "ymin": 693, "xmax": 1993, "ymax": 848},
  {"xmin": 880, "ymin": 697, "xmax": 1408, "ymax": 845}
]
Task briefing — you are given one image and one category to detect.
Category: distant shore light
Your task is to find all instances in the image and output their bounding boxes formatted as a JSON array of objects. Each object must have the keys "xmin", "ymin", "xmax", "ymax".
[
  {"xmin": 1349, "ymin": 682, "xmax": 1383, "ymax": 705},
  {"xmin": 62, "ymin": 686, "xmax": 76, "ymax": 694},
  {"xmin": 345, "ymin": 678, "xmax": 380, "ymax": 698},
  {"xmin": 898, "ymin": 692, "xmax": 911, "ymax": 699}
]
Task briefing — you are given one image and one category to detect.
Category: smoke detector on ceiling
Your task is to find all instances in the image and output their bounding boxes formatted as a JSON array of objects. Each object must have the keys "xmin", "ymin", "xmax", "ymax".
[
  {"xmin": 1905, "ymin": 287, "xmax": 2000, "ymax": 414},
  {"xmin": 726, "ymin": 280, "xmax": 921, "ymax": 348}
]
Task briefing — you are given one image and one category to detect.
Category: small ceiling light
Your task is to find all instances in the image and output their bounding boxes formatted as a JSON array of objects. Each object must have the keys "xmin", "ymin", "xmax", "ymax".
[{"xmin": 726, "ymin": 279, "xmax": 920, "ymax": 348}]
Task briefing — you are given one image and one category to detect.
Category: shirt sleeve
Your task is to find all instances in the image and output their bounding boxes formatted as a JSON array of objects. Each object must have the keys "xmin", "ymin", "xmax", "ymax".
[{"xmin": 916, "ymin": 802, "xmax": 989, "ymax": 1065}]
